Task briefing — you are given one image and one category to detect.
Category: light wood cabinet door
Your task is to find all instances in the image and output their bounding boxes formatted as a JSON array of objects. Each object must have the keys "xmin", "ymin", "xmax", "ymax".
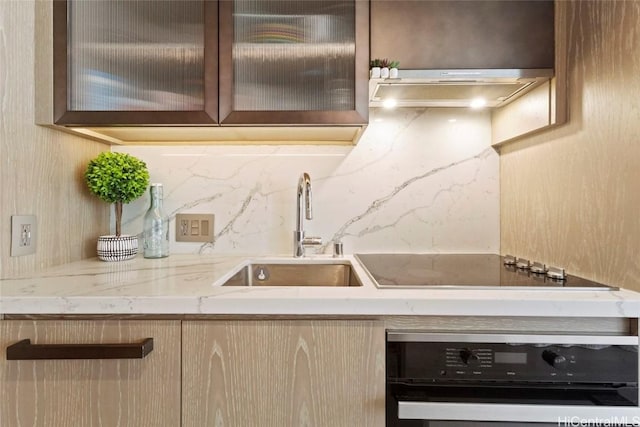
[
  {"xmin": 182, "ymin": 320, "xmax": 385, "ymax": 427},
  {"xmin": 0, "ymin": 320, "xmax": 181, "ymax": 427}
]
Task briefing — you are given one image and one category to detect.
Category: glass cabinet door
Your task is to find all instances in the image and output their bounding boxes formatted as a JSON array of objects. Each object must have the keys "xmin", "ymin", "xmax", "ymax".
[
  {"xmin": 219, "ymin": 0, "xmax": 369, "ymax": 125},
  {"xmin": 54, "ymin": 0, "xmax": 217, "ymax": 125}
]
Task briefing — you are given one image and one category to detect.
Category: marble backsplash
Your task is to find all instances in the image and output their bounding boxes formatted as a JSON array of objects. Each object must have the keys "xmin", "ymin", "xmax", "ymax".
[{"xmin": 114, "ymin": 108, "xmax": 499, "ymax": 255}]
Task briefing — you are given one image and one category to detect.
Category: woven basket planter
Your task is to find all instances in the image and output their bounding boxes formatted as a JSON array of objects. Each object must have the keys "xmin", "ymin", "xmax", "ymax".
[{"xmin": 97, "ymin": 235, "xmax": 138, "ymax": 262}]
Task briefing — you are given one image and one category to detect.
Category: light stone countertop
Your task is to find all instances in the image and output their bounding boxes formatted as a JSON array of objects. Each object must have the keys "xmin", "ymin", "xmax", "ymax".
[{"xmin": 1, "ymin": 254, "xmax": 639, "ymax": 317}]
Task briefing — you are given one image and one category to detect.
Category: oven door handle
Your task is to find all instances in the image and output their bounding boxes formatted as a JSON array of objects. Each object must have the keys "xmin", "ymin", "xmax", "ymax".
[{"xmin": 398, "ymin": 402, "xmax": 640, "ymax": 422}]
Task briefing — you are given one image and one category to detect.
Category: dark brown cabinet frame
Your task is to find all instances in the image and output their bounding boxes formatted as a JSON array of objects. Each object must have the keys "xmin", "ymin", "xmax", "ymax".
[
  {"xmin": 53, "ymin": 0, "xmax": 218, "ymax": 126},
  {"xmin": 218, "ymin": 0, "xmax": 369, "ymax": 126}
]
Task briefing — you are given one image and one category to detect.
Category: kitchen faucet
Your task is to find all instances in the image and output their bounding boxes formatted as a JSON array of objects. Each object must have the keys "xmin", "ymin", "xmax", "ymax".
[{"xmin": 294, "ymin": 172, "xmax": 322, "ymax": 257}]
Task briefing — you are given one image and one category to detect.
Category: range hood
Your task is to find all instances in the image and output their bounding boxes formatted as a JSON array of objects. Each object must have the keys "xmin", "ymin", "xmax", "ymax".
[{"xmin": 369, "ymin": 69, "xmax": 554, "ymax": 108}]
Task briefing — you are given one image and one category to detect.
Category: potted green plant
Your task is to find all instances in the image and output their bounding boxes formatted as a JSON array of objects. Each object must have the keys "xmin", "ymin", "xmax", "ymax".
[
  {"xmin": 379, "ymin": 58, "xmax": 391, "ymax": 78},
  {"xmin": 84, "ymin": 152, "xmax": 150, "ymax": 261},
  {"xmin": 370, "ymin": 58, "xmax": 382, "ymax": 78},
  {"xmin": 389, "ymin": 60, "xmax": 400, "ymax": 78}
]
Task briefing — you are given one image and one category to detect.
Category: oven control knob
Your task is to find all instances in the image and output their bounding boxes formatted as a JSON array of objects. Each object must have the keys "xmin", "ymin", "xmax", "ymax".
[
  {"xmin": 459, "ymin": 348, "xmax": 479, "ymax": 365},
  {"xmin": 542, "ymin": 350, "xmax": 567, "ymax": 368}
]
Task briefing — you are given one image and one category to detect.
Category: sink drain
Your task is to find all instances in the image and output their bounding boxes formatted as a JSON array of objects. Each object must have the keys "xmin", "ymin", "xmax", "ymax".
[{"xmin": 253, "ymin": 265, "xmax": 270, "ymax": 281}]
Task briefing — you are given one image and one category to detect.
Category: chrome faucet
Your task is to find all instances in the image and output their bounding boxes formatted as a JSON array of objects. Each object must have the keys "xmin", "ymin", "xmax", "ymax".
[{"xmin": 294, "ymin": 172, "xmax": 323, "ymax": 257}]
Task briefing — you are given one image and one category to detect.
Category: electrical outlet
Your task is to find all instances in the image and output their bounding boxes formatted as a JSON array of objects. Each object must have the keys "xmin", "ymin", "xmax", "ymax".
[
  {"xmin": 11, "ymin": 215, "xmax": 37, "ymax": 256},
  {"xmin": 175, "ymin": 214, "xmax": 215, "ymax": 243}
]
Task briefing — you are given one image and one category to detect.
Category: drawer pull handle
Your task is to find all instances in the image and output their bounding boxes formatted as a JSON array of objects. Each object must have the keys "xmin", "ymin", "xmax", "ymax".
[{"xmin": 6, "ymin": 338, "xmax": 154, "ymax": 360}]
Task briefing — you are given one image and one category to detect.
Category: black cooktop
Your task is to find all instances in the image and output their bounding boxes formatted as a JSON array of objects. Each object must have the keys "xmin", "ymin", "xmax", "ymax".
[{"xmin": 355, "ymin": 253, "xmax": 617, "ymax": 290}]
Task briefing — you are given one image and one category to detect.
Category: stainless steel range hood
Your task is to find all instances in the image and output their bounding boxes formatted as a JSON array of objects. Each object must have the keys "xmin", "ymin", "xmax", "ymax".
[{"xmin": 369, "ymin": 68, "xmax": 554, "ymax": 108}]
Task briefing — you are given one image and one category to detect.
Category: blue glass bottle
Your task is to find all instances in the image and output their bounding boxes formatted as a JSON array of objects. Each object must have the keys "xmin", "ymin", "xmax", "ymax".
[{"xmin": 143, "ymin": 183, "xmax": 169, "ymax": 258}]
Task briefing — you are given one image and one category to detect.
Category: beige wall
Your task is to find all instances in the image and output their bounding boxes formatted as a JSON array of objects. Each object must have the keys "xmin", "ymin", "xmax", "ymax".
[
  {"xmin": 500, "ymin": 1, "xmax": 640, "ymax": 290},
  {"xmin": 0, "ymin": 0, "xmax": 108, "ymax": 279}
]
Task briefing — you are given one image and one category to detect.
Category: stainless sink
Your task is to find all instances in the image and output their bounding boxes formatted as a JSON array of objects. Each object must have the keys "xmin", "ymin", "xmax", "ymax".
[{"xmin": 221, "ymin": 262, "xmax": 362, "ymax": 287}]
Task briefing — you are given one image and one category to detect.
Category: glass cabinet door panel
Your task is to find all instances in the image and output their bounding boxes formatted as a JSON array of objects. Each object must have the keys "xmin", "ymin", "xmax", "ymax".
[
  {"xmin": 233, "ymin": 0, "xmax": 355, "ymax": 111},
  {"xmin": 67, "ymin": 0, "xmax": 205, "ymax": 111},
  {"xmin": 224, "ymin": 0, "xmax": 366, "ymax": 122},
  {"xmin": 54, "ymin": 0, "xmax": 218, "ymax": 125}
]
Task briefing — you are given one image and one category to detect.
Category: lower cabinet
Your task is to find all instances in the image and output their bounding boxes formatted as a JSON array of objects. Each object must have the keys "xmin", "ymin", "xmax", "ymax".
[
  {"xmin": 0, "ymin": 320, "xmax": 181, "ymax": 427},
  {"xmin": 1, "ymin": 319, "xmax": 384, "ymax": 427},
  {"xmin": 182, "ymin": 320, "xmax": 386, "ymax": 427}
]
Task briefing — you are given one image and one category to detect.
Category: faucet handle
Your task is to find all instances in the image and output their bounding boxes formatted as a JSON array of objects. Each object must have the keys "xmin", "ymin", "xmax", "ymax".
[{"xmin": 302, "ymin": 236, "xmax": 323, "ymax": 246}]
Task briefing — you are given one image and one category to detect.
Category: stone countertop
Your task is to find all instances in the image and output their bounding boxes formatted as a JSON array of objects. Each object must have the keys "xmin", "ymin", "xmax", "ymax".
[{"xmin": 1, "ymin": 254, "xmax": 639, "ymax": 317}]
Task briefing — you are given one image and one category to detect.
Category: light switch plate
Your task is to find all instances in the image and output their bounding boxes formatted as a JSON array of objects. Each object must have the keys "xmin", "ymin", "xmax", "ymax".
[
  {"xmin": 11, "ymin": 215, "xmax": 37, "ymax": 256},
  {"xmin": 175, "ymin": 213, "xmax": 215, "ymax": 243}
]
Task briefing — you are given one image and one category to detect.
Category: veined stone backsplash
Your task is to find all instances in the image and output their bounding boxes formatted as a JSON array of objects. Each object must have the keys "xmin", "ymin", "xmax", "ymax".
[{"xmin": 114, "ymin": 108, "xmax": 499, "ymax": 255}]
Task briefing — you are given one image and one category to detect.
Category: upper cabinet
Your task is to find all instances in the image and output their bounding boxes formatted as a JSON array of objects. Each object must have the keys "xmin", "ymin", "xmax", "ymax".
[
  {"xmin": 53, "ymin": 0, "xmax": 218, "ymax": 125},
  {"xmin": 49, "ymin": 0, "xmax": 368, "ymax": 128},
  {"xmin": 370, "ymin": 0, "xmax": 554, "ymax": 70},
  {"xmin": 219, "ymin": 0, "xmax": 369, "ymax": 125}
]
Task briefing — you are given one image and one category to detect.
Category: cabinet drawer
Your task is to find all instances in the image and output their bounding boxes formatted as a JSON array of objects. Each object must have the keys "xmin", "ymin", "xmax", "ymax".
[{"xmin": 0, "ymin": 320, "xmax": 181, "ymax": 427}]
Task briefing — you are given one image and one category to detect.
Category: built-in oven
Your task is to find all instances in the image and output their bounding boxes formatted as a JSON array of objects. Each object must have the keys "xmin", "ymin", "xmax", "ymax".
[{"xmin": 386, "ymin": 331, "xmax": 639, "ymax": 426}]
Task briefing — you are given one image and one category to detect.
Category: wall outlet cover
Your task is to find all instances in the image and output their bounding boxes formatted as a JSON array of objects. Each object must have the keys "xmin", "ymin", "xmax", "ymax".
[
  {"xmin": 175, "ymin": 213, "xmax": 215, "ymax": 243},
  {"xmin": 11, "ymin": 215, "xmax": 37, "ymax": 256}
]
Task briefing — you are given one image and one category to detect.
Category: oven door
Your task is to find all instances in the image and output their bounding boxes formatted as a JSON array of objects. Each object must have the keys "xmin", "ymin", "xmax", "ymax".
[
  {"xmin": 387, "ymin": 383, "xmax": 640, "ymax": 427},
  {"xmin": 386, "ymin": 332, "xmax": 640, "ymax": 426}
]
